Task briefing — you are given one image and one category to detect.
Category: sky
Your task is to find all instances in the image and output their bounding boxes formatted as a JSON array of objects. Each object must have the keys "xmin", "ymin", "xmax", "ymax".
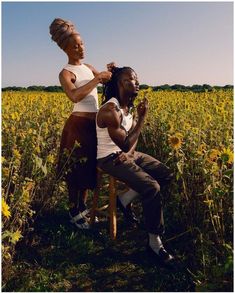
[{"xmin": 1, "ymin": 1, "xmax": 234, "ymax": 87}]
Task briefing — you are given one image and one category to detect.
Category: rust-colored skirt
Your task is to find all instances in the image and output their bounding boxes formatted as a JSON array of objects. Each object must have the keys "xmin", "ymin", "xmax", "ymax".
[{"xmin": 57, "ymin": 114, "xmax": 97, "ymax": 189}]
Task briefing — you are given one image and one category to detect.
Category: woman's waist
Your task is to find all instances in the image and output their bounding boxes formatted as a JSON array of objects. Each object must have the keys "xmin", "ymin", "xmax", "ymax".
[{"xmin": 71, "ymin": 112, "xmax": 97, "ymax": 120}]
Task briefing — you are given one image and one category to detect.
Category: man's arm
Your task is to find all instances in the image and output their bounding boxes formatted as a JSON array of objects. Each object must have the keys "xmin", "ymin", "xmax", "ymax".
[
  {"xmin": 112, "ymin": 117, "xmax": 138, "ymax": 165},
  {"xmin": 99, "ymin": 99, "xmax": 148, "ymax": 153},
  {"xmin": 127, "ymin": 119, "xmax": 138, "ymax": 155}
]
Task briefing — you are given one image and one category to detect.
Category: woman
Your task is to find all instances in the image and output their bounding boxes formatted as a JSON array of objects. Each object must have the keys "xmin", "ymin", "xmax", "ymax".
[{"xmin": 49, "ymin": 18, "xmax": 112, "ymax": 229}]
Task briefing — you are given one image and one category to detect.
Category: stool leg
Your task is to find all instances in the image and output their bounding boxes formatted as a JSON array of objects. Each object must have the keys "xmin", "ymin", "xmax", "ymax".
[
  {"xmin": 109, "ymin": 177, "xmax": 117, "ymax": 240},
  {"xmin": 90, "ymin": 170, "xmax": 101, "ymax": 225}
]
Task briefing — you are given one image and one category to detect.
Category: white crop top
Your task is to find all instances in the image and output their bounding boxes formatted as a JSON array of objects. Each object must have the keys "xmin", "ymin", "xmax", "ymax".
[
  {"xmin": 63, "ymin": 63, "xmax": 99, "ymax": 113},
  {"xmin": 96, "ymin": 98, "xmax": 133, "ymax": 159}
]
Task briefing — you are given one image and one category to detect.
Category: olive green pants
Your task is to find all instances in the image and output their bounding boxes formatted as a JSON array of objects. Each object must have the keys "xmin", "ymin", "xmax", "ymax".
[{"xmin": 97, "ymin": 151, "xmax": 173, "ymax": 234}]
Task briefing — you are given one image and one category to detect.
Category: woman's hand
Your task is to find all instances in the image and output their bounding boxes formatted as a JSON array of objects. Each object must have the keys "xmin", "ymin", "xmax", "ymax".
[
  {"xmin": 107, "ymin": 62, "xmax": 116, "ymax": 72},
  {"xmin": 97, "ymin": 71, "xmax": 112, "ymax": 83},
  {"xmin": 137, "ymin": 97, "xmax": 149, "ymax": 119}
]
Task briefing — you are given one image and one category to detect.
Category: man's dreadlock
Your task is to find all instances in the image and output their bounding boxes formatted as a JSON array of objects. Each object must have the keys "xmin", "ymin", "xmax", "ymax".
[{"xmin": 101, "ymin": 66, "xmax": 135, "ymax": 105}]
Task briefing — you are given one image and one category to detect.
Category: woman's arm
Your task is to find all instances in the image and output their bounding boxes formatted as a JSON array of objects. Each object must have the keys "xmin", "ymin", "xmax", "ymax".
[
  {"xmin": 85, "ymin": 63, "xmax": 99, "ymax": 77},
  {"xmin": 59, "ymin": 69, "xmax": 111, "ymax": 103}
]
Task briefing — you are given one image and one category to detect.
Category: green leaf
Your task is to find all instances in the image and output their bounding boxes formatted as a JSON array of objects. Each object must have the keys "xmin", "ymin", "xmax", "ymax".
[{"xmin": 41, "ymin": 164, "xmax": 47, "ymax": 176}]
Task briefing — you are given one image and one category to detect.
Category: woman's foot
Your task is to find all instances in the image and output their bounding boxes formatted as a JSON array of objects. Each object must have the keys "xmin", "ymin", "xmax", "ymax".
[{"xmin": 69, "ymin": 206, "xmax": 90, "ymax": 229}]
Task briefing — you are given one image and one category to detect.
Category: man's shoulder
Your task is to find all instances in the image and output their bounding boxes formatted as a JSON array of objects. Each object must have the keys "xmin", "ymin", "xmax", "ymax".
[
  {"xmin": 98, "ymin": 101, "xmax": 121, "ymax": 128},
  {"xmin": 101, "ymin": 102, "xmax": 120, "ymax": 114}
]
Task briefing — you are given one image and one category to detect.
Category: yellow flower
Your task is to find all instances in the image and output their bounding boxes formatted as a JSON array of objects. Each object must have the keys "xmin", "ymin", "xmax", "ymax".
[
  {"xmin": 211, "ymin": 162, "xmax": 220, "ymax": 176},
  {"xmin": 2, "ymin": 167, "xmax": 10, "ymax": 178},
  {"xmin": 207, "ymin": 149, "xmax": 220, "ymax": 162},
  {"xmin": 206, "ymin": 114, "xmax": 212, "ymax": 122},
  {"xmin": 11, "ymin": 112, "xmax": 20, "ymax": 121},
  {"xmin": 1, "ymin": 156, "xmax": 6, "ymax": 164},
  {"xmin": 191, "ymin": 127, "xmax": 199, "ymax": 135},
  {"xmin": 184, "ymin": 122, "xmax": 191, "ymax": 131},
  {"xmin": 143, "ymin": 87, "xmax": 152, "ymax": 98},
  {"xmin": 168, "ymin": 133, "xmax": 183, "ymax": 149},
  {"xmin": 22, "ymin": 187, "xmax": 30, "ymax": 204},
  {"xmin": 11, "ymin": 230, "xmax": 22, "ymax": 244},
  {"xmin": 220, "ymin": 148, "xmax": 233, "ymax": 164},
  {"xmin": 47, "ymin": 154, "xmax": 55, "ymax": 164},
  {"xmin": 2, "ymin": 245, "xmax": 11, "ymax": 260},
  {"xmin": 34, "ymin": 146, "xmax": 40, "ymax": 154},
  {"xmin": 2, "ymin": 198, "xmax": 11, "ymax": 219},
  {"xmin": 11, "ymin": 112, "xmax": 16, "ymax": 120},
  {"xmin": 197, "ymin": 143, "xmax": 207, "ymax": 155},
  {"xmin": 13, "ymin": 149, "xmax": 21, "ymax": 160}
]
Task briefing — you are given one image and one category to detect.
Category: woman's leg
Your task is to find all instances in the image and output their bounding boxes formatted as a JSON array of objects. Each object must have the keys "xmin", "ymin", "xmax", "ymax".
[
  {"xmin": 67, "ymin": 178, "xmax": 89, "ymax": 215},
  {"xmin": 67, "ymin": 181, "xmax": 79, "ymax": 216},
  {"xmin": 67, "ymin": 181, "xmax": 90, "ymax": 229},
  {"xmin": 79, "ymin": 189, "xmax": 89, "ymax": 211}
]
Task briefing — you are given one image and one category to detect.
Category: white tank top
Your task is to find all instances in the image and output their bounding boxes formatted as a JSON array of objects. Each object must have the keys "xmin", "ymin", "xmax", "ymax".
[
  {"xmin": 96, "ymin": 97, "xmax": 133, "ymax": 159},
  {"xmin": 63, "ymin": 63, "xmax": 99, "ymax": 113}
]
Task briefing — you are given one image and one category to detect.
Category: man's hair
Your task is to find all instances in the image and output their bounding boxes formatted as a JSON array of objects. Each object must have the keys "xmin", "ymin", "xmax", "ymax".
[{"xmin": 102, "ymin": 66, "xmax": 135, "ymax": 104}]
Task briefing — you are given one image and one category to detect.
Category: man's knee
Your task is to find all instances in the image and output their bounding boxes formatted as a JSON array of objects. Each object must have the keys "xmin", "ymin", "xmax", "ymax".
[
  {"xmin": 165, "ymin": 171, "xmax": 174, "ymax": 183},
  {"xmin": 142, "ymin": 181, "xmax": 161, "ymax": 202},
  {"xmin": 160, "ymin": 165, "xmax": 174, "ymax": 185}
]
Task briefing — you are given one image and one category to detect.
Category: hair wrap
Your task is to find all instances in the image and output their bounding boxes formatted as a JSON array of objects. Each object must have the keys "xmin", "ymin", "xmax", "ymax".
[{"xmin": 49, "ymin": 18, "xmax": 79, "ymax": 50}]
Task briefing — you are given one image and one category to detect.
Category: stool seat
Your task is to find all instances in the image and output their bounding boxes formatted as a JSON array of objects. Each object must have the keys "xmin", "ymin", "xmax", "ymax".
[{"xmin": 90, "ymin": 168, "xmax": 128, "ymax": 240}]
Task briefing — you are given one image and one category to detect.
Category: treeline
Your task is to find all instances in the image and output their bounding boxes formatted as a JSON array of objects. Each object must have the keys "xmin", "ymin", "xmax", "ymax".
[
  {"xmin": 2, "ymin": 84, "xmax": 233, "ymax": 93},
  {"xmin": 140, "ymin": 84, "xmax": 233, "ymax": 92},
  {"xmin": 2, "ymin": 85, "xmax": 64, "ymax": 92}
]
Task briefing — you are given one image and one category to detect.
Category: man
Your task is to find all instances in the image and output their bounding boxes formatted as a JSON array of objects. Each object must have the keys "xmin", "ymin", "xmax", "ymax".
[{"xmin": 96, "ymin": 66, "xmax": 175, "ymax": 267}]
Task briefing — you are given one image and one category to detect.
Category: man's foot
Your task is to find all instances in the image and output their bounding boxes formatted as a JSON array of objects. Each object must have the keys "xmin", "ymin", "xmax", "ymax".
[
  {"xmin": 69, "ymin": 207, "xmax": 90, "ymax": 229},
  {"xmin": 147, "ymin": 245, "xmax": 176, "ymax": 269},
  {"xmin": 117, "ymin": 196, "xmax": 140, "ymax": 225}
]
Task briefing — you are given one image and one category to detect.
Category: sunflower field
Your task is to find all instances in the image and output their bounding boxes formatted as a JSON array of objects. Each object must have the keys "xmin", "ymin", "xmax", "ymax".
[{"xmin": 2, "ymin": 89, "xmax": 233, "ymax": 291}]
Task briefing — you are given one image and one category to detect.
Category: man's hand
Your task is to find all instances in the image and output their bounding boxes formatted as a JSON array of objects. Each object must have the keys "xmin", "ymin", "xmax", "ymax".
[
  {"xmin": 137, "ymin": 97, "xmax": 149, "ymax": 119},
  {"xmin": 113, "ymin": 152, "xmax": 129, "ymax": 165}
]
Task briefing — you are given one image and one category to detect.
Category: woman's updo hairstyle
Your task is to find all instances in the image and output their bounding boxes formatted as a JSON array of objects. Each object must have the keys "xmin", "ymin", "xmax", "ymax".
[
  {"xmin": 102, "ymin": 65, "xmax": 134, "ymax": 104},
  {"xmin": 49, "ymin": 18, "xmax": 79, "ymax": 50}
]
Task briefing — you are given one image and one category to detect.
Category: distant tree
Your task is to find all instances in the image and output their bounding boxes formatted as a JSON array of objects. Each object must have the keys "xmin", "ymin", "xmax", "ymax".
[
  {"xmin": 160, "ymin": 84, "xmax": 172, "ymax": 91},
  {"xmin": 3, "ymin": 83, "xmax": 231, "ymax": 93},
  {"xmin": 139, "ymin": 84, "xmax": 149, "ymax": 90},
  {"xmin": 152, "ymin": 86, "xmax": 159, "ymax": 92},
  {"xmin": 44, "ymin": 86, "xmax": 63, "ymax": 92},
  {"xmin": 202, "ymin": 84, "xmax": 213, "ymax": 92},
  {"xmin": 213, "ymin": 86, "xmax": 223, "ymax": 90},
  {"xmin": 223, "ymin": 85, "xmax": 233, "ymax": 90},
  {"xmin": 2, "ymin": 86, "xmax": 26, "ymax": 92},
  {"xmin": 27, "ymin": 85, "xmax": 46, "ymax": 91},
  {"xmin": 191, "ymin": 84, "xmax": 204, "ymax": 92},
  {"xmin": 171, "ymin": 84, "xmax": 189, "ymax": 91}
]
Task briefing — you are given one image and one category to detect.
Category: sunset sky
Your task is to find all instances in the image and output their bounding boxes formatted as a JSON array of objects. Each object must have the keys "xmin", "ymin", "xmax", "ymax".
[{"xmin": 2, "ymin": 1, "xmax": 233, "ymax": 87}]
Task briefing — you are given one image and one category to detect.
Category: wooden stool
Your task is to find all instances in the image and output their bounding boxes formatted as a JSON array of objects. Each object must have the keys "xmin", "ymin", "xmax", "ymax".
[{"xmin": 90, "ymin": 168, "xmax": 127, "ymax": 240}]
